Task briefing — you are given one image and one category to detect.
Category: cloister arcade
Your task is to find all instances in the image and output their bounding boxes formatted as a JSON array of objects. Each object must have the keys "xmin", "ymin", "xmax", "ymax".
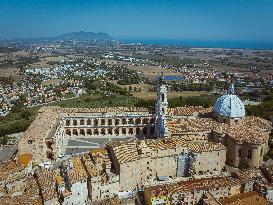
[{"xmin": 63, "ymin": 115, "xmax": 156, "ymax": 139}]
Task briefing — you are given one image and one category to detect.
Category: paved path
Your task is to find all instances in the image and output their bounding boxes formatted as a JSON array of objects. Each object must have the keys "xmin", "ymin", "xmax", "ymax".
[{"xmin": 0, "ymin": 145, "xmax": 18, "ymax": 162}]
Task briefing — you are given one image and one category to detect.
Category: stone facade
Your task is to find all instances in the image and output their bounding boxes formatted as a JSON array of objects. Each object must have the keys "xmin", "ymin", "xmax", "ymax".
[{"xmin": 106, "ymin": 138, "xmax": 227, "ymax": 192}]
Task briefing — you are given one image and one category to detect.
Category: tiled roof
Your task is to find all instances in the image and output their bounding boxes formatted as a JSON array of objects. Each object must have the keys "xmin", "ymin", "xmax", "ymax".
[
  {"xmin": 67, "ymin": 156, "xmax": 87, "ymax": 184},
  {"xmin": 35, "ymin": 169, "xmax": 57, "ymax": 201},
  {"xmin": 219, "ymin": 191, "xmax": 267, "ymax": 205},
  {"xmin": 107, "ymin": 138, "xmax": 225, "ymax": 164},
  {"xmin": 188, "ymin": 142, "xmax": 227, "ymax": 153},
  {"xmin": 167, "ymin": 106, "xmax": 211, "ymax": 116},
  {"xmin": 213, "ymin": 117, "xmax": 271, "ymax": 144},
  {"xmin": 148, "ymin": 176, "xmax": 241, "ymax": 197},
  {"xmin": 167, "ymin": 118, "xmax": 215, "ymax": 134}
]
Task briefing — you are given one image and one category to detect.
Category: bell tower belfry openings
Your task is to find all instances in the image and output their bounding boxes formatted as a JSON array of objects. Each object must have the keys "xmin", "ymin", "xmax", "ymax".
[{"xmin": 155, "ymin": 73, "xmax": 169, "ymax": 138}]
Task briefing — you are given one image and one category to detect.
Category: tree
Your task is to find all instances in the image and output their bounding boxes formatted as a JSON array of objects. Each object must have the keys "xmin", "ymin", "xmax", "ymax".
[
  {"xmin": 0, "ymin": 136, "xmax": 8, "ymax": 145},
  {"xmin": 20, "ymin": 110, "xmax": 31, "ymax": 120}
]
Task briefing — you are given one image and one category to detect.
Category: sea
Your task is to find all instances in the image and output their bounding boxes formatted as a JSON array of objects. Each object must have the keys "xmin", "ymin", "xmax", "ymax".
[{"xmin": 121, "ymin": 39, "xmax": 273, "ymax": 50}]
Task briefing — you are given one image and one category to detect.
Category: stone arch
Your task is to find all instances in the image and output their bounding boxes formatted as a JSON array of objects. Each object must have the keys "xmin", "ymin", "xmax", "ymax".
[
  {"xmin": 101, "ymin": 128, "xmax": 106, "ymax": 135},
  {"xmin": 128, "ymin": 118, "xmax": 134, "ymax": 124},
  {"xmin": 143, "ymin": 127, "xmax": 148, "ymax": 135},
  {"xmin": 101, "ymin": 119, "xmax": 105, "ymax": 125},
  {"xmin": 108, "ymin": 128, "xmax": 113, "ymax": 135},
  {"xmin": 136, "ymin": 118, "xmax": 141, "ymax": 125},
  {"xmin": 136, "ymin": 127, "xmax": 141, "ymax": 135},
  {"xmin": 122, "ymin": 118, "xmax": 127, "ymax": 125},
  {"xmin": 94, "ymin": 119, "xmax": 99, "ymax": 126},
  {"xmin": 66, "ymin": 129, "xmax": 71, "ymax": 136},
  {"xmin": 80, "ymin": 119, "xmax": 85, "ymax": 125},
  {"xmin": 247, "ymin": 149, "xmax": 252, "ymax": 159},
  {"xmin": 66, "ymin": 120, "xmax": 71, "ymax": 126},
  {"xmin": 73, "ymin": 120, "xmax": 77, "ymax": 126},
  {"xmin": 87, "ymin": 129, "xmax": 92, "ymax": 135},
  {"xmin": 115, "ymin": 119, "xmax": 120, "ymax": 126},
  {"xmin": 129, "ymin": 128, "xmax": 134, "ymax": 135},
  {"xmin": 87, "ymin": 119, "xmax": 92, "ymax": 125},
  {"xmin": 143, "ymin": 118, "xmax": 149, "ymax": 124},
  {"xmin": 115, "ymin": 128, "xmax": 119, "ymax": 135},
  {"xmin": 122, "ymin": 128, "xmax": 126, "ymax": 135},
  {"xmin": 73, "ymin": 129, "xmax": 78, "ymax": 136},
  {"xmin": 80, "ymin": 129, "xmax": 85, "ymax": 135},
  {"xmin": 150, "ymin": 126, "xmax": 155, "ymax": 134},
  {"xmin": 108, "ymin": 119, "xmax": 112, "ymax": 125},
  {"xmin": 94, "ymin": 129, "xmax": 99, "ymax": 135}
]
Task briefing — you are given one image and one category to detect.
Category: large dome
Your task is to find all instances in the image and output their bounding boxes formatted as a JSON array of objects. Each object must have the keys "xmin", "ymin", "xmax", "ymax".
[{"xmin": 213, "ymin": 84, "xmax": 245, "ymax": 118}]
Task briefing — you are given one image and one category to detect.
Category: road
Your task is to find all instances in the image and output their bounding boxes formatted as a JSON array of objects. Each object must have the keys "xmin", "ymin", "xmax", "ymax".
[{"xmin": 1, "ymin": 93, "xmax": 12, "ymax": 107}]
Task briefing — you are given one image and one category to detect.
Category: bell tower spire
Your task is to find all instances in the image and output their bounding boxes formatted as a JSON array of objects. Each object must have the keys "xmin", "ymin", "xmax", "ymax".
[{"xmin": 155, "ymin": 73, "xmax": 169, "ymax": 138}]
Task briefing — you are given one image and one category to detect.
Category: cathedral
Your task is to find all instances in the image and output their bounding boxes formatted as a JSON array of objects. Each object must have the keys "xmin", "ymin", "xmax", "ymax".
[{"xmin": 18, "ymin": 77, "xmax": 272, "ymax": 169}]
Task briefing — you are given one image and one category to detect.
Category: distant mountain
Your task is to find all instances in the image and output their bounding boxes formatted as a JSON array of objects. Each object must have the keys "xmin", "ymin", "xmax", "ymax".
[
  {"xmin": 55, "ymin": 31, "xmax": 112, "ymax": 41},
  {"xmin": 1, "ymin": 31, "xmax": 113, "ymax": 42}
]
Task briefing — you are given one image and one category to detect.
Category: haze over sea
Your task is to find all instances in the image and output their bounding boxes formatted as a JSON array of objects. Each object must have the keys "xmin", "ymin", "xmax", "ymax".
[{"xmin": 121, "ymin": 39, "xmax": 273, "ymax": 50}]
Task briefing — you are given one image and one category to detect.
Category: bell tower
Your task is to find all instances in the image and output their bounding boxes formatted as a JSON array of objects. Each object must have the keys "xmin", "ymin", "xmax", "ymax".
[{"xmin": 155, "ymin": 73, "xmax": 169, "ymax": 138}]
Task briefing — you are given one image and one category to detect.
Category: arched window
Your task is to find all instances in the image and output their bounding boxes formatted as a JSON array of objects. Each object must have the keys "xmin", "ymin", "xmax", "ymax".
[
  {"xmin": 161, "ymin": 94, "xmax": 165, "ymax": 101},
  {"xmin": 108, "ymin": 119, "xmax": 112, "ymax": 125},
  {"xmin": 94, "ymin": 119, "xmax": 98, "ymax": 126},
  {"xmin": 73, "ymin": 120, "xmax": 77, "ymax": 126},
  {"xmin": 101, "ymin": 128, "xmax": 106, "ymax": 135},
  {"xmin": 80, "ymin": 119, "xmax": 85, "ymax": 125}
]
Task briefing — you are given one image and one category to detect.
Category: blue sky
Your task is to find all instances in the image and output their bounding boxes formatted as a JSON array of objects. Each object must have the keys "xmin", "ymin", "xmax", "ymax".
[{"xmin": 0, "ymin": 0, "xmax": 273, "ymax": 42}]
